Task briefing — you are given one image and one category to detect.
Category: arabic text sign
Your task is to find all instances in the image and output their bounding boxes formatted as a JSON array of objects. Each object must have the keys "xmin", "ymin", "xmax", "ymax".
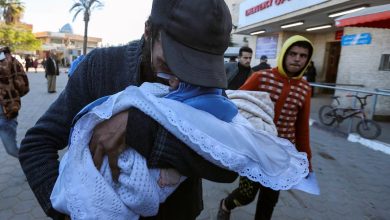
[{"xmin": 341, "ymin": 33, "xmax": 372, "ymax": 46}]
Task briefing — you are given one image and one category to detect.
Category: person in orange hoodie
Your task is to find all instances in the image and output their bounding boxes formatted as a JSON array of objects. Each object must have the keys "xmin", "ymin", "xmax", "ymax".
[{"xmin": 218, "ymin": 35, "xmax": 314, "ymax": 220}]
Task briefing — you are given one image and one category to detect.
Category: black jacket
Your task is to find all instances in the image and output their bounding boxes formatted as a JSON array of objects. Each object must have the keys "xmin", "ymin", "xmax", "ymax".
[
  {"xmin": 252, "ymin": 62, "xmax": 271, "ymax": 72},
  {"xmin": 19, "ymin": 39, "xmax": 237, "ymax": 220},
  {"xmin": 44, "ymin": 57, "xmax": 59, "ymax": 76}
]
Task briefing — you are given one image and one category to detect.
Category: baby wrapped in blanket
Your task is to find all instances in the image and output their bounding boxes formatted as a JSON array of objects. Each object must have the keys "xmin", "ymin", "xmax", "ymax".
[{"xmin": 51, "ymin": 75, "xmax": 309, "ymax": 220}]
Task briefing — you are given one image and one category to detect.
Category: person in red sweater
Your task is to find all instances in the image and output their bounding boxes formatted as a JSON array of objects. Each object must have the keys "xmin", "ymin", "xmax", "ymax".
[{"xmin": 218, "ymin": 35, "xmax": 314, "ymax": 220}]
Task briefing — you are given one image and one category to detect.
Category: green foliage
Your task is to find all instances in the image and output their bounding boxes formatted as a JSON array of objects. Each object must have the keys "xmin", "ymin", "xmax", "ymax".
[
  {"xmin": 0, "ymin": 23, "xmax": 41, "ymax": 51},
  {"xmin": 1, "ymin": 0, "xmax": 25, "ymax": 24}
]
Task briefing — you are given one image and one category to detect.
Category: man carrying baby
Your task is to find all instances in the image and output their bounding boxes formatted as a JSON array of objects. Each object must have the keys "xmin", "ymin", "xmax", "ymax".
[{"xmin": 19, "ymin": 0, "xmax": 237, "ymax": 219}]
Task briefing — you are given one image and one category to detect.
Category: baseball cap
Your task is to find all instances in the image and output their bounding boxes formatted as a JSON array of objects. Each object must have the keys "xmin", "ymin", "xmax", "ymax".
[
  {"xmin": 260, "ymin": 55, "xmax": 268, "ymax": 60},
  {"xmin": 150, "ymin": 0, "xmax": 232, "ymax": 88}
]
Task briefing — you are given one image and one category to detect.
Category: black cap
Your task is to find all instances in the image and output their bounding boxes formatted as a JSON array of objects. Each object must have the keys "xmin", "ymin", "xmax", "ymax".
[
  {"xmin": 151, "ymin": 0, "xmax": 232, "ymax": 88},
  {"xmin": 260, "ymin": 55, "xmax": 268, "ymax": 60}
]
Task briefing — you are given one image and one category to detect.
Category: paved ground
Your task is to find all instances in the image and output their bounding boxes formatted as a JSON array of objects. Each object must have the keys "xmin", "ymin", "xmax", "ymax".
[{"xmin": 1, "ymin": 70, "xmax": 390, "ymax": 219}]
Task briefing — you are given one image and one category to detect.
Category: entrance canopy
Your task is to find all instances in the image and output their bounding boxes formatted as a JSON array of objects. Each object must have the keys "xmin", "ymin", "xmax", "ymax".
[{"xmin": 336, "ymin": 4, "xmax": 390, "ymax": 29}]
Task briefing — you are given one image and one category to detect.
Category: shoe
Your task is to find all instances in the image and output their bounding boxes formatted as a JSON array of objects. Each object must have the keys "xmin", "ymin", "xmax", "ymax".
[{"xmin": 217, "ymin": 199, "xmax": 230, "ymax": 220}]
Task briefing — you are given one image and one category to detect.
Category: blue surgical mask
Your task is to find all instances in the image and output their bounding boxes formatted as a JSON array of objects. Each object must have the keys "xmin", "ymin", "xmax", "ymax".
[
  {"xmin": 156, "ymin": 72, "xmax": 173, "ymax": 80},
  {"xmin": 0, "ymin": 52, "xmax": 5, "ymax": 61}
]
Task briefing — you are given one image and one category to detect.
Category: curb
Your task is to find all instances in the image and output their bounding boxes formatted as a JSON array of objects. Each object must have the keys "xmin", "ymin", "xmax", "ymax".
[{"xmin": 310, "ymin": 118, "xmax": 390, "ymax": 155}]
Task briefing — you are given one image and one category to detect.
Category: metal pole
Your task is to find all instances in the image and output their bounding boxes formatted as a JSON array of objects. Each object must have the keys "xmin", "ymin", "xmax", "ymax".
[
  {"xmin": 371, "ymin": 89, "xmax": 379, "ymax": 120},
  {"xmin": 348, "ymin": 91, "xmax": 358, "ymax": 134}
]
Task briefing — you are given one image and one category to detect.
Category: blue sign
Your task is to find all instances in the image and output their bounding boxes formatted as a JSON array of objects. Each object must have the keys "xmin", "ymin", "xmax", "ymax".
[{"xmin": 341, "ymin": 33, "xmax": 372, "ymax": 46}]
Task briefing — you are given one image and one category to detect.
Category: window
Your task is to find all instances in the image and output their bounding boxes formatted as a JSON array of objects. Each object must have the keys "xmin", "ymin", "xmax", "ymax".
[
  {"xmin": 379, "ymin": 54, "xmax": 390, "ymax": 71},
  {"xmin": 51, "ymin": 38, "xmax": 63, "ymax": 44}
]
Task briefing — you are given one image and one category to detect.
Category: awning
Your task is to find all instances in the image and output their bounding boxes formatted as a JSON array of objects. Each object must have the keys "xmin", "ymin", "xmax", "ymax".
[
  {"xmin": 224, "ymin": 47, "xmax": 240, "ymax": 57},
  {"xmin": 335, "ymin": 4, "xmax": 390, "ymax": 29}
]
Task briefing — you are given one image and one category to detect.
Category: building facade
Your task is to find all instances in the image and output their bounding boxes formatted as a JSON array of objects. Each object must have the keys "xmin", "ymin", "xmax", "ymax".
[
  {"xmin": 226, "ymin": 0, "xmax": 390, "ymax": 117},
  {"xmin": 34, "ymin": 23, "xmax": 102, "ymax": 66}
]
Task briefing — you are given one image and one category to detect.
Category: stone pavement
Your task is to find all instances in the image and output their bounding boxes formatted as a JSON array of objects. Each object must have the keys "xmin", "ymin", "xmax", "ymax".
[
  {"xmin": 0, "ymin": 70, "xmax": 66, "ymax": 220},
  {"xmin": 1, "ymin": 70, "xmax": 390, "ymax": 219}
]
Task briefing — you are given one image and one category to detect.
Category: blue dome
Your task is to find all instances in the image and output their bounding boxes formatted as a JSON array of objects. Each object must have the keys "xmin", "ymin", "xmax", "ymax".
[{"xmin": 60, "ymin": 23, "xmax": 74, "ymax": 34}]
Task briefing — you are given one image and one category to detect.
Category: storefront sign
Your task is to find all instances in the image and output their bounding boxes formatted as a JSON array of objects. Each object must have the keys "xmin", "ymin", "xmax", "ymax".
[
  {"xmin": 239, "ymin": 0, "xmax": 328, "ymax": 28},
  {"xmin": 341, "ymin": 33, "xmax": 372, "ymax": 46},
  {"xmin": 255, "ymin": 35, "xmax": 278, "ymax": 59}
]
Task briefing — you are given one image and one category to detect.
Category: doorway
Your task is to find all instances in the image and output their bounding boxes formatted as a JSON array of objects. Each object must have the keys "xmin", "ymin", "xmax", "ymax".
[
  {"xmin": 325, "ymin": 41, "xmax": 341, "ymax": 84},
  {"xmin": 323, "ymin": 41, "xmax": 341, "ymax": 93}
]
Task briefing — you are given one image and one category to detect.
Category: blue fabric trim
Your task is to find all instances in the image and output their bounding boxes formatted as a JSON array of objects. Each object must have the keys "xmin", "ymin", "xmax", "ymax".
[
  {"xmin": 71, "ymin": 96, "xmax": 110, "ymax": 126},
  {"xmin": 165, "ymin": 82, "xmax": 238, "ymax": 122}
]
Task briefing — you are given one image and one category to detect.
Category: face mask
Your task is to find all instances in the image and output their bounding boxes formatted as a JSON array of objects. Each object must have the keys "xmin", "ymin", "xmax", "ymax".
[
  {"xmin": 157, "ymin": 72, "xmax": 174, "ymax": 80},
  {"xmin": 0, "ymin": 52, "xmax": 5, "ymax": 61}
]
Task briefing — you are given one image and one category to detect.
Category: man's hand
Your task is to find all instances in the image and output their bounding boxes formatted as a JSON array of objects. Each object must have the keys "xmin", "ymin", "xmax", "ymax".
[{"xmin": 89, "ymin": 110, "xmax": 128, "ymax": 181}]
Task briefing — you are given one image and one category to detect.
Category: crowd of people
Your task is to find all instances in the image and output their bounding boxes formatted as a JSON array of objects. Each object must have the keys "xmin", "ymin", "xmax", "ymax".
[{"xmin": 0, "ymin": 0, "xmax": 320, "ymax": 220}]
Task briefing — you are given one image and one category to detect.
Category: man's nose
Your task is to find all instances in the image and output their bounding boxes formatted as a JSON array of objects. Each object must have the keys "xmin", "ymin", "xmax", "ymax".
[{"xmin": 294, "ymin": 55, "xmax": 301, "ymax": 61}]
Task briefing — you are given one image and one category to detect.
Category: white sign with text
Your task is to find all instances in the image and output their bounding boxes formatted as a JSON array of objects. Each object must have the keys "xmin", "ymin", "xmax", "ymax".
[{"xmin": 238, "ymin": 0, "xmax": 328, "ymax": 28}]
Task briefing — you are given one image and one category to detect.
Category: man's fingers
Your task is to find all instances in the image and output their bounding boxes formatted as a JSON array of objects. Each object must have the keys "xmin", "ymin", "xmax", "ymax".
[
  {"xmin": 108, "ymin": 137, "xmax": 126, "ymax": 182},
  {"xmin": 92, "ymin": 143, "xmax": 104, "ymax": 170},
  {"xmin": 108, "ymin": 152, "xmax": 120, "ymax": 182},
  {"xmin": 89, "ymin": 128, "xmax": 99, "ymax": 156}
]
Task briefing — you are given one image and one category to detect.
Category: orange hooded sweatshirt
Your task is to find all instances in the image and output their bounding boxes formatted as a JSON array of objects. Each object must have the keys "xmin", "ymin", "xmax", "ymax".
[{"xmin": 240, "ymin": 35, "xmax": 313, "ymax": 170}]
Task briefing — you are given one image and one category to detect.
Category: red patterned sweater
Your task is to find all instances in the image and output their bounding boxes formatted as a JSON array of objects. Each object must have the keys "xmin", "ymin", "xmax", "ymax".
[{"xmin": 240, "ymin": 68, "xmax": 312, "ymax": 169}]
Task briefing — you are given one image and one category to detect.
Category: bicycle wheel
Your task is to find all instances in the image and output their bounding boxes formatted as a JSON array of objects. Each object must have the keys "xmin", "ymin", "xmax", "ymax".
[
  {"xmin": 356, "ymin": 119, "xmax": 381, "ymax": 139},
  {"xmin": 318, "ymin": 105, "xmax": 336, "ymax": 126}
]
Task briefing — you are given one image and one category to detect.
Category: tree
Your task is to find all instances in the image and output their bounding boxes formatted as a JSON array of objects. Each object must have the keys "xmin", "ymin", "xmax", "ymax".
[
  {"xmin": 0, "ymin": 23, "xmax": 41, "ymax": 51},
  {"xmin": 1, "ymin": 0, "xmax": 24, "ymax": 24},
  {"xmin": 0, "ymin": 0, "xmax": 40, "ymax": 52},
  {"xmin": 70, "ymin": 0, "xmax": 103, "ymax": 55},
  {"xmin": 0, "ymin": 0, "xmax": 6, "ymax": 20}
]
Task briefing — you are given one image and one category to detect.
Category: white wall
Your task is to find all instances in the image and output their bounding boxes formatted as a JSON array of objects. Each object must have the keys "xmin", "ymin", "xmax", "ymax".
[{"xmin": 336, "ymin": 27, "xmax": 390, "ymax": 115}]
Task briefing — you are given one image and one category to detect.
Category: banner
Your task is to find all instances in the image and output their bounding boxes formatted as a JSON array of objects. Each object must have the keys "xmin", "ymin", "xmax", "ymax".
[{"xmin": 255, "ymin": 35, "xmax": 278, "ymax": 59}]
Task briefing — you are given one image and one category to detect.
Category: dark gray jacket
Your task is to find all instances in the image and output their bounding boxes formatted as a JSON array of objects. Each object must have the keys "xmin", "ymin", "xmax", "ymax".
[
  {"xmin": 19, "ymin": 39, "xmax": 236, "ymax": 220},
  {"xmin": 225, "ymin": 62, "xmax": 253, "ymax": 89},
  {"xmin": 225, "ymin": 62, "xmax": 240, "ymax": 83}
]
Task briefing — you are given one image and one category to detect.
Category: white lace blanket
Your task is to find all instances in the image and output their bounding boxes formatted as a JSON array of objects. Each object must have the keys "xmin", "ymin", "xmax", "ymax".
[
  {"xmin": 226, "ymin": 90, "xmax": 277, "ymax": 135},
  {"xmin": 51, "ymin": 83, "xmax": 309, "ymax": 220}
]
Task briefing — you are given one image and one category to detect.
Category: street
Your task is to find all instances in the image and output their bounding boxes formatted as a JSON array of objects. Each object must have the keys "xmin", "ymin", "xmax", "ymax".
[{"xmin": 0, "ymin": 70, "xmax": 389, "ymax": 220}]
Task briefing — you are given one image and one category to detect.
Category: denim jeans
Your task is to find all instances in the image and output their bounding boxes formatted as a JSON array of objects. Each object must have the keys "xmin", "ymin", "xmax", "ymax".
[{"xmin": 0, "ymin": 107, "xmax": 19, "ymax": 158}]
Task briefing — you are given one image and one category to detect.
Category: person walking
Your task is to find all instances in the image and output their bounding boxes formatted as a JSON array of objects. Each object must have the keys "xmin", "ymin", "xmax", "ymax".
[
  {"xmin": 44, "ymin": 51, "xmax": 59, "ymax": 93},
  {"xmin": 304, "ymin": 61, "xmax": 317, "ymax": 97},
  {"xmin": 19, "ymin": 0, "xmax": 240, "ymax": 219},
  {"xmin": 0, "ymin": 47, "xmax": 29, "ymax": 158},
  {"xmin": 218, "ymin": 35, "xmax": 314, "ymax": 220},
  {"xmin": 33, "ymin": 58, "xmax": 39, "ymax": 73},
  {"xmin": 24, "ymin": 56, "xmax": 32, "ymax": 72},
  {"xmin": 252, "ymin": 55, "xmax": 271, "ymax": 71},
  {"xmin": 225, "ymin": 46, "xmax": 253, "ymax": 89}
]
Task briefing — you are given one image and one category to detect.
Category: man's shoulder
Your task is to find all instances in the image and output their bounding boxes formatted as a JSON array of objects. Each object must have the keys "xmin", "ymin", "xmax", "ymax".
[
  {"xmin": 224, "ymin": 62, "xmax": 238, "ymax": 72},
  {"xmin": 89, "ymin": 42, "xmax": 139, "ymax": 58},
  {"xmin": 253, "ymin": 68, "xmax": 272, "ymax": 75},
  {"xmin": 298, "ymin": 77, "xmax": 311, "ymax": 87},
  {"xmin": 83, "ymin": 40, "xmax": 142, "ymax": 70},
  {"xmin": 224, "ymin": 62, "xmax": 237, "ymax": 68}
]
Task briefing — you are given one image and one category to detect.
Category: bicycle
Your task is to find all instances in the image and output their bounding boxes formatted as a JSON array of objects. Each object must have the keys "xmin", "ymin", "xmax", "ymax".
[{"xmin": 318, "ymin": 94, "xmax": 381, "ymax": 139}]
